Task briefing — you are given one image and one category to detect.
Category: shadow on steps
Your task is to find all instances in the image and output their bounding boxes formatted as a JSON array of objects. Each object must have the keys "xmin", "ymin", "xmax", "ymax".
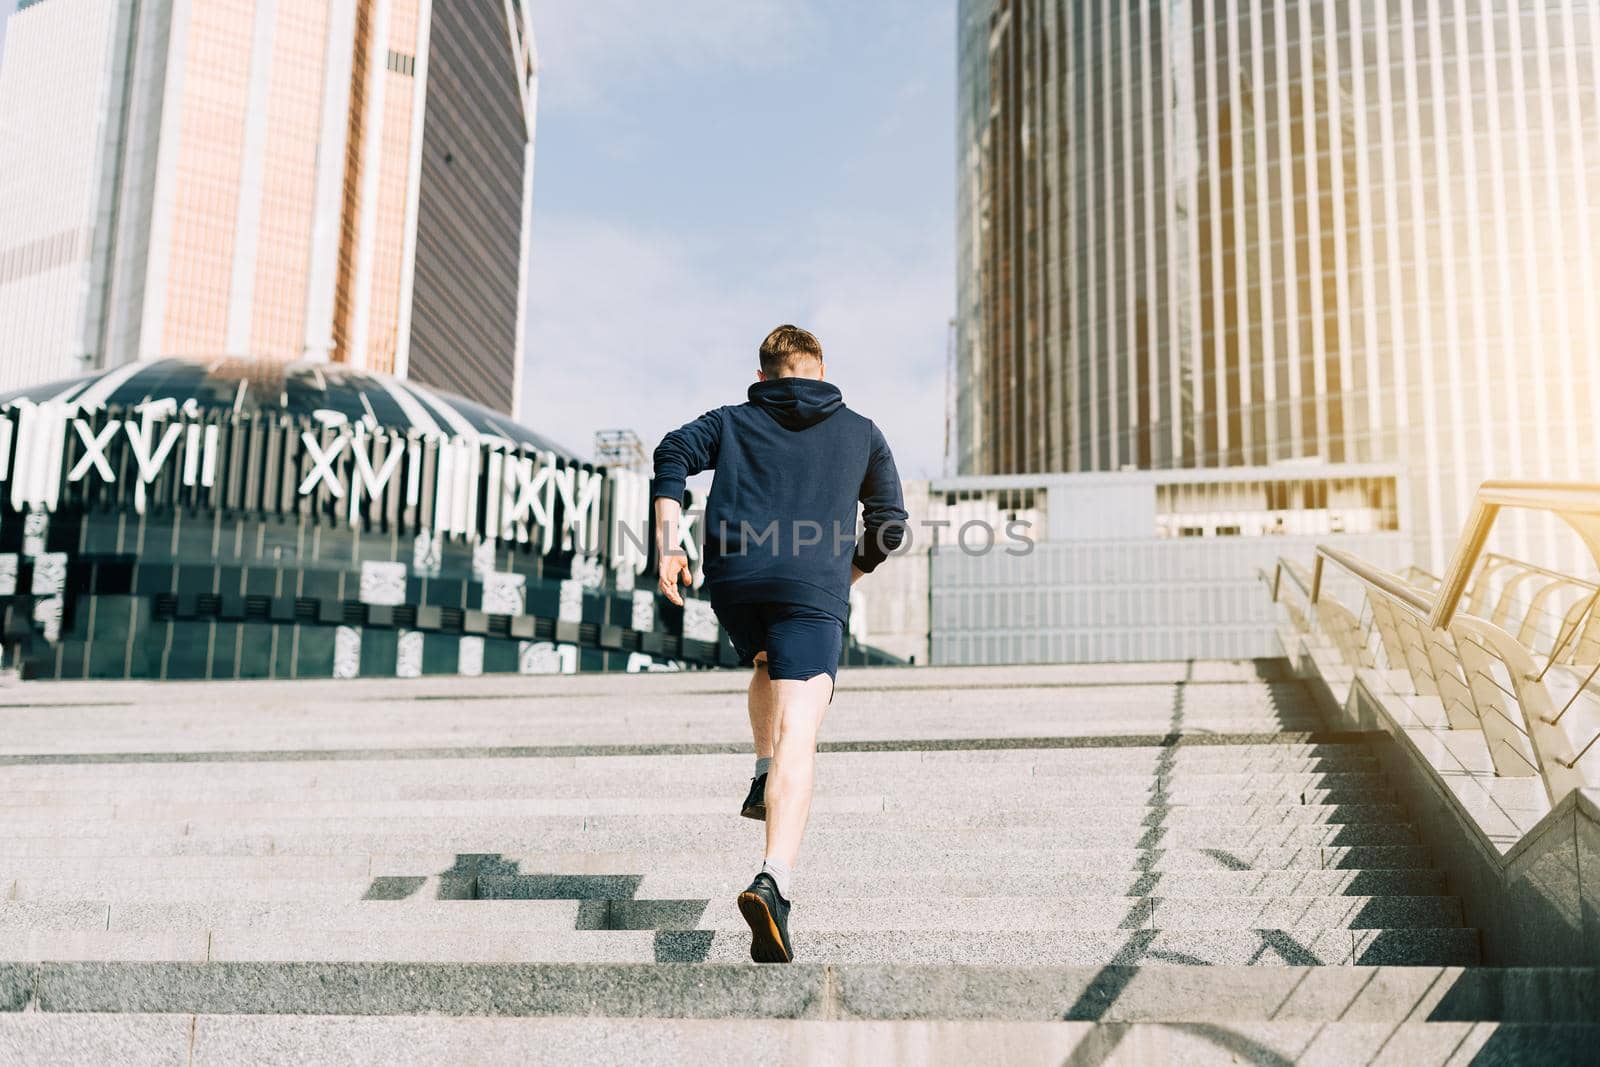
[{"xmin": 361, "ymin": 853, "xmax": 712, "ymax": 963}]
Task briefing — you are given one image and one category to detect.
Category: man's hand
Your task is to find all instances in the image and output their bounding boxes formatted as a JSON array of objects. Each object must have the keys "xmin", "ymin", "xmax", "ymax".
[
  {"xmin": 654, "ymin": 495, "xmax": 694, "ymax": 606},
  {"xmin": 659, "ymin": 552, "xmax": 693, "ymax": 606}
]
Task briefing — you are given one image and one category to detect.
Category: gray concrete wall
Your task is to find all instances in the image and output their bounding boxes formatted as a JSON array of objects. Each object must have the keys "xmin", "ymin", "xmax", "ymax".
[{"xmin": 933, "ymin": 532, "xmax": 1409, "ymax": 665}]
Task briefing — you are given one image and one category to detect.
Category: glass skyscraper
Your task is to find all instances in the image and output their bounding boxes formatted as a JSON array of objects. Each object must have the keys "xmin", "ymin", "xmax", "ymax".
[
  {"xmin": 957, "ymin": 0, "xmax": 1600, "ymax": 567},
  {"xmin": 0, "ymin": 0, "xmax": 537, "ymax": 416}
]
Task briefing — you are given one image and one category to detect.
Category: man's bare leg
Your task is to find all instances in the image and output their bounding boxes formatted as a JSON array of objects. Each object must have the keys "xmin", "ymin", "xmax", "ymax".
[
  {"xmin": 740, "ymin": 658, "xmax": 777, "ymax": 820},
  {"xmin": 748, "ymin": 657, "xmax": 775, "ymax": 760},
  {"xmin": 761, "ymin": 673, "xmax": 835, "ymax": 870},
  {"xmin": 738, "ymin": 671, "xmax": 832, "ymax": 961}
]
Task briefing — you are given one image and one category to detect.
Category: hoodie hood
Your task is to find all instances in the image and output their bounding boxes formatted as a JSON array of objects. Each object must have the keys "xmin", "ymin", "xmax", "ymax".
[{"xmin": 747, "ymin": 378, "xmax": 844, "ymax": 431}]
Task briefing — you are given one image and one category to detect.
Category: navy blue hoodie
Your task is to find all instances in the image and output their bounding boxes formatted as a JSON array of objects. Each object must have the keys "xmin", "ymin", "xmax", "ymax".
[{"xmin": 649, "ymin": 378, "xmax": 908, "ymax": 622}]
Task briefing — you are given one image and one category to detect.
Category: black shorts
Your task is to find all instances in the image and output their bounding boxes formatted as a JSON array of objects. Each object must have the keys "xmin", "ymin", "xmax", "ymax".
[{"xmin": 711, "ymin": 602, "xmax": 844, "ymax": 682}]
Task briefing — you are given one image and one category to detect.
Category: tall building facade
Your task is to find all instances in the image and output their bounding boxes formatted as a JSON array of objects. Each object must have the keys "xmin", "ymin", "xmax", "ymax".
[
  {"xmin": 0, "ymin": 0, "xmax": 536, "ymax": 415},
  {"xmin": 957, "ymin": 0, "xmax": 1600, "ymax": 568}
]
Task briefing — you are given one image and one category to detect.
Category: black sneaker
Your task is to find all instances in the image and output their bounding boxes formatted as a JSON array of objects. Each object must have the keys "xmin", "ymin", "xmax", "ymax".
[
  {"xmin": 737, "ymin": 872, "xmax": 793, "ymax": 963},
  {"xmin": 740, "ymin": 773, "xmax": 767, "ymax": 821}
]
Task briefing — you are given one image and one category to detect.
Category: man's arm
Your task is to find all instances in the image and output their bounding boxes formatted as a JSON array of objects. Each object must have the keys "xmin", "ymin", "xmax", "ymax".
[
  {"xmin": 650, "ymin": 410, "xmax": 722, "ymax": 606},
  {"xmin": 851, "ymin": 422, "xmax": 908, "ymax": 582}
]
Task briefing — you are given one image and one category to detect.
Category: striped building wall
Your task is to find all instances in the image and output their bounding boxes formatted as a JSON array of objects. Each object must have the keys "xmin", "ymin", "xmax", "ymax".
[
  {"xmin": 405, "ymin": 0, "xmax": 531, "ymax": 415},
  {"xmin": 957, "ymin": 0, "xmax": 1600, "ymax": 571},
  {"xmin": 0, "ymin": 0, "xmax": 137, "ymax": 395}
]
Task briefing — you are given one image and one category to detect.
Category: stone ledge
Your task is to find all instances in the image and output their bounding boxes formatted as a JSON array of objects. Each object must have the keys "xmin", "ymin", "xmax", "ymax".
[
  {"xmin": 9, "ymin": 1016, "xmax": 1600, "ymax": 1067},
  {"xmin": 4, "ymin": 963, "xmax": 1600, "ymax": 1022}
]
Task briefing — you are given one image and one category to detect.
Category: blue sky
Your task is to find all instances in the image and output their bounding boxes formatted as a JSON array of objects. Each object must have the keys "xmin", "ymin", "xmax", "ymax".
[{"xmin": 523, "ymin": 0, "xmax": 956, "ymax": 476}]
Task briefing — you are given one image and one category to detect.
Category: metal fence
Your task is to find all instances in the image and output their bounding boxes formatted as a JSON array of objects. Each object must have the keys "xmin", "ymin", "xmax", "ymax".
[{"xmin": 1268, "ymin": 481, "xmax": 1600, "ymax": 806}]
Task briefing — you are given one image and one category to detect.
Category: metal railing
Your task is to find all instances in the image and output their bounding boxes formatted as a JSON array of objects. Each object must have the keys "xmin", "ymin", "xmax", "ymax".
[
  {"xmin": 1460, "ymin": 553, "xmax": 1600, "ymax": 664},
  {"xmin": 1270, "ymin": 482, "xmax": 1600, "ymax": 805}
]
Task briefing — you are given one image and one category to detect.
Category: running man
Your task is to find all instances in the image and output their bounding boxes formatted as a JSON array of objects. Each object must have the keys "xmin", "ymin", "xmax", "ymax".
[{"xmin": 649, "ymin": 324, "xmax": 907, "ymax": 963}]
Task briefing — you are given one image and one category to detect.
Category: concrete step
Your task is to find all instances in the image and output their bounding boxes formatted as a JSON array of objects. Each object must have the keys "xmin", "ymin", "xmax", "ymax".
[
  {"xmin": 1, "ymin": 855, "xmax": 381, "ymax": 881},
  {"xmin": 0, "ymin": 714, "xmax": 1335, "ymax": 755},
  {"xmin": 0, "ymin": 742, "xmax": 1383, "ymax": 781},
  {"xmin": 0, "ymin": 792, "xmax": 1410, "ymax": 848},
  {"xmin": 0, "ymin": 739, "xmax": 1380, "ymax": 767},
  {"xmin": 476, "ymin": 867, "xmax": 1452, "ymax": 900},
  {"xmin": 0, "ymin": 805, "xmax": 1419, "ymax": 864},
  {"xmin": 0, "ymin": 823, "xmax": 1425, "ymax": 857},
  {"xmin": 7, "ymin": 875, "xmax": 478, "ymax": 903},
  {"xmin": 4, "ymin": 696, "xmax": 1322, "ymax": 730},
  {"xmin": 28, "ymin": 961, "xmax": 1596, "ymax": 1025},
  {"xmin": 0, "ymin": 894, "xmax": 1463, "ymax": 934},
  {"xmin": 0, "ymin": 784, "xmax": 1413, "ymax": 832},
  {"xmin": 0, "ymin": 757, "xmax": 1389, "ymax": 803},
  {"xmin": 0, "ymin": 799, "xmax": 1416, "ymax": 830},
  {"xmin": 0, "ymin": 681, "xmax": 1317, "ymax": 722},
  {"xmin": 0, "ymin": 739, "xmax": 1373, "ymax": 764},
  {"xmin": 0, "ymin": 759, "xmax": 1389, "ymax": 797},
  {"xmin": 1, "ymin": 927, "xmax": 1480, "ymax": 966},
  {"xmin": 397, "ymin": 845, "xmax": 1439, "ymax": 874},
  {"xmin": 0, "ymin": 839, "xmax": 1437, "ymax": 871},
  {"xmin": 570, "ymin": 817, "xmax": 1419, "ymax": 845},
  {"xmin": 183, "ymin": 819, "xmax": 1421, "ymax": 847},
  {"xmin": 0, "ymin": 675, "xmax": 1310, "ymax": 710},
  {"xmin": 0, "ymin": 932, "xmax": 210, "ymax": 964},
  {"xmin": 837, "ymin": 802, "xmax": 1409, "ymax": 828},
  {"xmin": 3, "ymin": 1014, "xmax": 1594, "ymax": 1067},
  {"xmin": 1, "ymin": 866, "xmax": 1451, "ymax": 903},
  {"xmin": 5, "ymin": 661, "xmax": 1300, "ymax": 701},
  {"xmin": 0, "ymin": 729, "xmax": 1343, "ymax": 764},
  {"xmin": 0, "ymin": 780, "xmax": 1403, "ymax": 814},
  {"xmin": 0, "ymin": 748, "xmax": 1379, "ymax": 784}
]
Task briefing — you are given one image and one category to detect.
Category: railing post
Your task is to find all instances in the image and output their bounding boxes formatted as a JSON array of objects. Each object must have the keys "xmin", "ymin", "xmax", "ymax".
[{"xmin": 1430, "ymin": 499, "xmax": 1500, "ymax": 631}]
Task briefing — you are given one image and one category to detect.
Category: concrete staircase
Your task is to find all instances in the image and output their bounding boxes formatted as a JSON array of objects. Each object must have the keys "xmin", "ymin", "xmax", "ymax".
[{"xmin": 2, "ymin": 661, "xmax": 1597, "ymax": 1064}]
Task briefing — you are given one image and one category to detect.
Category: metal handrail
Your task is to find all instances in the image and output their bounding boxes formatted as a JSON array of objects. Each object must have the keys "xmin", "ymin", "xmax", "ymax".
[
  {"xmin": 1430, "ymin": 481, "xmax": 1600, "ymax": 630},
  {"xmin": 1311, "ymin": 546, "xmax": 1434, "ymax": 618},
  {"xmin": 1269, "ymin": 557, "xmax": 1314, "ymax": 604},
  {"xmin": 1285, "ymin": 482, "xmax": 1600, "ymax": 805},
  {"xmin": 1461, "ymin": 551, "xmax": 1600, "ymax": 663}
]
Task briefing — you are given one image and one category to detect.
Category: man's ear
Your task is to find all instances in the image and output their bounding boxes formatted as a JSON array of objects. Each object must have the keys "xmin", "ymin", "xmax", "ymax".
[
  {"xmin": 817, "ymin": 362, "xmax": 826, "ymax": 381},
  {"xmin": 756, "ymin": 369, "xmax": 767, "ymax": 382}
]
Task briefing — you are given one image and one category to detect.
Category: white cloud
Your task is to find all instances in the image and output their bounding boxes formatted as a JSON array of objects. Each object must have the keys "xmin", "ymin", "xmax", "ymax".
[
  {"xmin": 521, "ymin": 213, "xmax": 950, "ymax": 478},
  {"xmin": 520, "ymin": 215, "xmax": 768, "ymax": 458},
  {"xmin": 530, "ymin": 0, "xmax": 818, "ymax": 114},
  {"xmin": 791, "ymin": 227, "xmax": 950, "ymax": 479}
]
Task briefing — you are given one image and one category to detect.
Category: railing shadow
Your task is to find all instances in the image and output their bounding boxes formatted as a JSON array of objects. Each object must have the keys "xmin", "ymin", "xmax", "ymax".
[
  {"xmin": 1060, "ymin": 1024, "xmax": 1296, "ymax": 1067},
  {"xmin": 1056, "ymin": 664, "xmax": 1192, "ymax": 1061}
]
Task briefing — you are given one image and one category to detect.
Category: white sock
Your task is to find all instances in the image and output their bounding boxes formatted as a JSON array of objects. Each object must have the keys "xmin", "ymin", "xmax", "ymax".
[
  {"xmin": 754, "ymin": 756, "xmax": 772, "ymax": 778},
  {"xmin": 760, "ymin": 857, "xmax": 792, "ymax": 899}
]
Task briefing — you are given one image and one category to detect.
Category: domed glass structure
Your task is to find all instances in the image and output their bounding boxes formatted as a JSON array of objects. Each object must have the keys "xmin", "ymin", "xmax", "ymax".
[{"xmin": 0, "ymin": 358, "xmax": 572, "ymax": 456}]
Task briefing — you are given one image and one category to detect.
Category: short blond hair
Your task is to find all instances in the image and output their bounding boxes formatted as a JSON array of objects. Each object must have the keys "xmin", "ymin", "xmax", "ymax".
[{"xmin": 758, "ymin": 324, "xmax": 823, "ymax": 377}]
